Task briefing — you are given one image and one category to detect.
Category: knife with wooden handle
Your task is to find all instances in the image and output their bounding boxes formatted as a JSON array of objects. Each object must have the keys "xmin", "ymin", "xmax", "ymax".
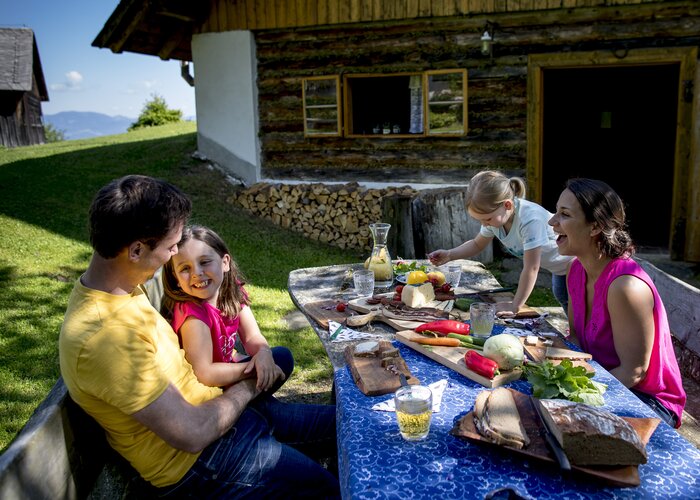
[{"xmin": 530, "ymin": 396, "xmax": 571, "ymax": 471}]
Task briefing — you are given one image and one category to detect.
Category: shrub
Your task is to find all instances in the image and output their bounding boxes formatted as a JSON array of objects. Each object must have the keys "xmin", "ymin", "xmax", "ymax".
[
  {"xmin": 129, "ymin": 94, "xmax": 183, "ymax": 131},
  {"xmin": 43, "ymin": 123, "xmax": 66, "ymax": 142}
]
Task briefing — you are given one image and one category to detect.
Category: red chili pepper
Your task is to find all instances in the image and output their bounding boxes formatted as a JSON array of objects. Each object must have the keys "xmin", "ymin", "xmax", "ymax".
[
  {"xmin": 465, "ymin": 350, "xmax": 500, "ymax": 379},
  {"xmin": 415, "ymin": 319, "xmax": 470, "ymax": 336}
]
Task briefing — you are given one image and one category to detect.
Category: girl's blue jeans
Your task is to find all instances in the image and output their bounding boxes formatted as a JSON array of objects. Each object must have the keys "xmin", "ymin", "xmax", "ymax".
[{"xmin": 552, "ymin": 273, "xmax": 569, "ymax": 312}]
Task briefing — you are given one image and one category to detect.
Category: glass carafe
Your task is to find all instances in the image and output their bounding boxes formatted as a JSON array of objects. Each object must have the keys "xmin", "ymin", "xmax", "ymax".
[{"xmin": 367, "ymin": 222, "xmax": 394, "ymax": 289}]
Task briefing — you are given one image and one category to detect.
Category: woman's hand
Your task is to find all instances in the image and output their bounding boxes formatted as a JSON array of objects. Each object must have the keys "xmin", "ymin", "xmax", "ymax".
[{"xmin": 245, "ymin": 348, "xmax": 284, "ymax": 391}]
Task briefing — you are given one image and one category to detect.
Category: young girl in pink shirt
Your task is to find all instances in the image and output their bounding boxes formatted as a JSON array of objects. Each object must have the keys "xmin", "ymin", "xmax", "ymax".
[{"xmin": 161, "ymin": 225, "xmax": 292, "ymax": 392}]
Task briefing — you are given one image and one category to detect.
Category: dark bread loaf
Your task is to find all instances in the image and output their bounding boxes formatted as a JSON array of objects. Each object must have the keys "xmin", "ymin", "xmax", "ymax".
[{"xmin": 539, "ymin": 399, "xmax": 647, "ymax": 466}]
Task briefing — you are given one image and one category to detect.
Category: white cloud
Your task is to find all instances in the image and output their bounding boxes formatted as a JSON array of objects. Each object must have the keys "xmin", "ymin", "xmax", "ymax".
[
  {"xmin": 66, "ymin": 71, "xmax": 83, "ymax": 86},
  {"xmin": 49, "ymin": 70, "xmax": 84, "ymax": 91}
]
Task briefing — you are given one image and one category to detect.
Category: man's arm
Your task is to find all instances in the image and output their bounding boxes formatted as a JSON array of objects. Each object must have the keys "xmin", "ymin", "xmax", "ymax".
[{"xmin": 131, "ymin": 379, "xmax": 260, "ymax": 453}]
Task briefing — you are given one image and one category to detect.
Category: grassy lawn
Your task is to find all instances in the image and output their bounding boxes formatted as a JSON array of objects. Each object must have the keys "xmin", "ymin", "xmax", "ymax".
[
  {"xmin": 0, "ymin": 123, "xmax": 363, "ymax": 452},
  {"xmin": 0, "ymin": 122, "xmax": 561, "ymax": 453}
]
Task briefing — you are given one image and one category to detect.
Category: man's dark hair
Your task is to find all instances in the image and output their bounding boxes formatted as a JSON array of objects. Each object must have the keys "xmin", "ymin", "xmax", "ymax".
[{"xmin": 88, "ymin": 175, "xmax": 192, "ymax": 258}]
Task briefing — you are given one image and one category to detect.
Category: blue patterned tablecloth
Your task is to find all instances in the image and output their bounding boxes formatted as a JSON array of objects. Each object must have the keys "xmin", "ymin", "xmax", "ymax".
[{"xmin": 335, "ymin": 329, "xmax": 700, "ymax": 499}]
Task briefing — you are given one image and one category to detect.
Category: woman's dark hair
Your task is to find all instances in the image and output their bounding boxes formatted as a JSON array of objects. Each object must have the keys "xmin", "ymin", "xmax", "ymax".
[
  {"xmin": 161, "ymin": 225, "xmax": 249, "ymax": 320},
  {"xmin": 89, "ymin": 175, "xmax": 191, "ymax": 258},
  {"xmin": 565, "ymin": 178, "xmax": 635, "ymax": 258}
]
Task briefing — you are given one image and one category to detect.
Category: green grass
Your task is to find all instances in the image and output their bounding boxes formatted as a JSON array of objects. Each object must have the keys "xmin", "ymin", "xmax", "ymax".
[{"xmin": 0, "ymin": 123, "xmax": 363, "ymax": 452}]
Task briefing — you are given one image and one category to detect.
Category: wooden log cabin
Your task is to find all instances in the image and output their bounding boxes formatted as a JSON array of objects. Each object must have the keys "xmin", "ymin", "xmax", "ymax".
[
  {"xmin": 93, "ymin": 0, "xmax": 700, "ymax": 262},
  {"xmin": 0, "ymin": 27, "xmax": 48, "ymax": 148}
]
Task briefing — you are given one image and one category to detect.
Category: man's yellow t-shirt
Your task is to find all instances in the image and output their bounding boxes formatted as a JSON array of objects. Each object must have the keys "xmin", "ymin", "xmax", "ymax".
[{"xmin": 59, "ymin": 280, "xmax": 222, "ymax": 487}]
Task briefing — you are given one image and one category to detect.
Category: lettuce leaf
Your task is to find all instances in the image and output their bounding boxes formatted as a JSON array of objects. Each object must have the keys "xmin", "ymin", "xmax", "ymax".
[{"xmin": 523, "ymin": 359, "xmax": 607, "ymax": 406}]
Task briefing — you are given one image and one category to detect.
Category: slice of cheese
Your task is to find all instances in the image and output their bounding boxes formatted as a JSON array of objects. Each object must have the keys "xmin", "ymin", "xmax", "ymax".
[{"xmin": 401, "ymin": 283, "xmax": 435, "ymax": 308}]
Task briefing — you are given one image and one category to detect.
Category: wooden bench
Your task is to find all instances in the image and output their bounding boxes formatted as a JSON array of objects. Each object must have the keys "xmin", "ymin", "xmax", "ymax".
[
  {"xmin": 0, "ymin": 380, "xmax": 155, "ymax": 499},
  {"xmin": 637, "ymin": 258, "xmax": 700, "ymax": 385}
]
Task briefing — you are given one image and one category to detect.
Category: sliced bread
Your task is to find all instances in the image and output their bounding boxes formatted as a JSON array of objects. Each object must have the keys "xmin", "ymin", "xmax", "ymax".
[{"xmin": 473, "ymin": 388, "xmax": 530, "ymax": 449}]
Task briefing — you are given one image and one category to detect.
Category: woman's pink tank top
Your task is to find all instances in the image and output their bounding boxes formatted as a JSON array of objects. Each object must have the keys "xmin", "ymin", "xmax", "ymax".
[{"xmin": 569, "ymin": 257, "xmax": 686, "ymax": 426}]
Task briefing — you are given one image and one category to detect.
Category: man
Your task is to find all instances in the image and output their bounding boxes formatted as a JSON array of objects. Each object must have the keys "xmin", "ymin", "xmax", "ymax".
[{"xmin": 59, "ymin": 175, "xmax": 339, "ymax": 498}]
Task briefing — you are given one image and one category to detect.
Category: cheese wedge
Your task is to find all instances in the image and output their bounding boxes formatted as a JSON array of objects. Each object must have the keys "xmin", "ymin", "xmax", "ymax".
[{"xmin": 401, "ymin": 283, "xmax": 435, "ymax": 308}]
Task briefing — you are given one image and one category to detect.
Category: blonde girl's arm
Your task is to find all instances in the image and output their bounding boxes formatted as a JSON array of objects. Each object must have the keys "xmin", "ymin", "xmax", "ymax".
[
  {"xmin": 607, "ymin": 275, "xmax": 655, "ymax": 388},
  {"xmin": 507, "ymin": 246, "xmax": 542, "ymax": 316},
  {"xmin": 179, "ymin": 317, "xmax": 253, "ymax": 387},
  {"xmin": 237, "ymin": 306, "xmax": 284, "ymax": 391},
  {"xmin": 429, "ymin": 234, "xmax": 492, "ymax": 266}
]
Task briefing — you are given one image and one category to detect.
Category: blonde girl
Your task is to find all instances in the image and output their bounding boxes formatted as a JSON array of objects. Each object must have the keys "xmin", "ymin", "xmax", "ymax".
[{"xmin": 429, "ymin": 170, "xmax": 573, "ymax": 317}]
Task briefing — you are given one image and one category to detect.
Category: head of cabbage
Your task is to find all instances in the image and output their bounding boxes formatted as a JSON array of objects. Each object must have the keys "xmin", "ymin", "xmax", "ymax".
[{"xmin": 482, "ymin": 334, "xmax": 524, "ymax": 370}]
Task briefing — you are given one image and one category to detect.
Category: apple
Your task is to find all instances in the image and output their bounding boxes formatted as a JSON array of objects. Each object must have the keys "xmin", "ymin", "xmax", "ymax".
[{"xmin": 427, "ymin": 270, "xmax": 446, "ymax": 286}]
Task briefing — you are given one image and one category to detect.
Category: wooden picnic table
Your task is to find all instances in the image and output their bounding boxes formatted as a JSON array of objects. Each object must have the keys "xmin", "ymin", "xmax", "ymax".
[{"xmin": 287, "ymin": 259, "xmax": 502, "ymax": 370}]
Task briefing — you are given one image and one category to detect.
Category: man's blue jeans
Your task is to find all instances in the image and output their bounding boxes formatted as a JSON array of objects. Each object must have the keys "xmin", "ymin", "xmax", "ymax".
[{"xmin": 158, "ymin": 395, "xmax": 339, "ymax": 498}]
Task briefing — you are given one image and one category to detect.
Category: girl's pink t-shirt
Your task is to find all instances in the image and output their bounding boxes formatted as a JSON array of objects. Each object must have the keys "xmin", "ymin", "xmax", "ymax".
[
  {"xmin": 171, "ymin": 301, "xmax": 247, "ymax": 363},
  {"xmin": 568, "ymin": 257, "xmax": 686, "ymax": 426}
]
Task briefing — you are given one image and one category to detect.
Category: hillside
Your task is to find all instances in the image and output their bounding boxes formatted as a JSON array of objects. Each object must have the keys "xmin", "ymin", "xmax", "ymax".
[{"xmin": 43, "ymin": 111, "xmax": 133, "ymax": 140}]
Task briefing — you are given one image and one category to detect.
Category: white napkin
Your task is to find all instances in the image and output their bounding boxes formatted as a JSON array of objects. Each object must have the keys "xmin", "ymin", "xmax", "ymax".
[
  {"xmin": 328, "ymin": 320, "xmax": 383, "ymax": 343},
  {"xmin": 371, "ymin": 379, "xmax": 448, "ymax": 413}
]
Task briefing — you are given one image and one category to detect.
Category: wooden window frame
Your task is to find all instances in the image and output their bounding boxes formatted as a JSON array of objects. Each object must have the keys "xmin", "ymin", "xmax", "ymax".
[
  {"xmin": 424, "ymin": 69, "xmax": 468, "ymax": 137},
  {"xmin": 302, "ymin": 69, "xmax": 467, "ymax": 138},
  {"xmin": 302, "ymin": 75, "xmax": 342, "ymax": 137}
]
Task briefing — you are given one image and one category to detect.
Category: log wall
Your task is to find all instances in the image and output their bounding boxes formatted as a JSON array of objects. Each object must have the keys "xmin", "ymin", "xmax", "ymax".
[{"xmin": 252, "ymin": 2, "xmax": 700, "ymax": 183}]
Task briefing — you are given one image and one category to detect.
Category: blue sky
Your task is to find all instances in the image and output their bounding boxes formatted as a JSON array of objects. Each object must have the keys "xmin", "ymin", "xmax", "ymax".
[{"xmin": 2, "ymin": 1, "xmax": 196, "ymax": 119}]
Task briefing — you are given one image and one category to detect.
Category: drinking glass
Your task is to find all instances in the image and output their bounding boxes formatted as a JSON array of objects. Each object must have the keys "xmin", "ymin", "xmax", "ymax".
[
  {"xmin": 469, "ymin": 302, "xmax": 496, "ymax": 339},
  {"xmin": 394, "ymin": 385, "xmax": 432, "ymax": 441},
  {"xmin": 442, "ymin": 264, "xmax": 462, "ymax": 288},
  {"xmin": 353, "ymin": 269, "xmax": 375, "ymax": 298}
]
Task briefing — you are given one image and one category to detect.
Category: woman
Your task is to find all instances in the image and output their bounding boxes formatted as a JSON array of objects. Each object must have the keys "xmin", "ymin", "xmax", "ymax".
[{"xmin": 549, "ymin": 178, "xmax": 686, "ymax": 428}]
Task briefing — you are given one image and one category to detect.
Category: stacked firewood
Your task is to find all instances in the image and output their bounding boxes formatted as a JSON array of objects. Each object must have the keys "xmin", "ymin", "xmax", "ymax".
[{"xmin": 227, "ymin": 182, "xmax": 417, "ymax": 250}]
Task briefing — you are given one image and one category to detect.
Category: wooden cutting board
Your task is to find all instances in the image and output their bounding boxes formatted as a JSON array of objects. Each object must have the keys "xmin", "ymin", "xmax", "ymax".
[
  {"xmin": 395, "ymin": 330, "xmax": 522, "ymax": 388},
  {"xmin": 478, "ymin": 291, "xmax": 540, "ymax": 318},
  {"xmin": 451, "ymin": 388, "xmax": 661, "ymax": 487},
  {"xmin": 519, "ymin": 336, "xmax": 595, "ymax": 373},
  {"xmin": 347, "ymin": 296, "xmax": 428, "ymax": 331},
  {"xmin": 344, "ymin": 340, "xmax": 420, "ymax": 396},
  {"xmin": 302, "ymin": 299, "xmax": 352, "ymax": 329}
]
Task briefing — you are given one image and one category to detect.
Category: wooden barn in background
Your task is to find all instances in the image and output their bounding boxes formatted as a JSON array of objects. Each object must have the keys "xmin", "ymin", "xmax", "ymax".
[
  {"xmin": 93, "ymin": 1, "xmax": 700, "ymax": 262},
  {"xmin": 0, "ymin": 27, "xmax": 48, "ymax": 148}
]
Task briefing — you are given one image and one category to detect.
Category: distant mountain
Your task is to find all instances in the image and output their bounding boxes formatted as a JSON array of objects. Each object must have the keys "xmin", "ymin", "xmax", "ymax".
[{"xmin": 43, "ymin": 111, "xmax": 134, "ymax": 140}]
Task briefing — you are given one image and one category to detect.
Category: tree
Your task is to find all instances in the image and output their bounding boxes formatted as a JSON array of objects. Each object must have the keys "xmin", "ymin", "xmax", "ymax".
[
  {"xmin": 43, "ymin": 123, "xmax": 66, "ymax": 142},
  {"xmin": 129, "ymin": 94, "xmax": 183, "ymax": 131}
]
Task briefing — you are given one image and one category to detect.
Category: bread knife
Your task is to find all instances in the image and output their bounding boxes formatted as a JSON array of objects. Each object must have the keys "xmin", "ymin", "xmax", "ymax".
[{"xmin": 529, "ymin": 396, "xmax": 571, "ymax": 471}]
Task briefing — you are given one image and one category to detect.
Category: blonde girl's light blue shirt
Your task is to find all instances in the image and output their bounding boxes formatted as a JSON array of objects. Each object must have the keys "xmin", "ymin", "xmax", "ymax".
[{"xmin": 479, "ymin": 198, "xmax": 572, "ymax": 276}]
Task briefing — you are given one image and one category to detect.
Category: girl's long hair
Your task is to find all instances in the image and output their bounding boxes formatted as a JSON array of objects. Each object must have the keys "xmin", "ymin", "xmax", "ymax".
[{"xmin": 161, "ymin": 225, "xmax": 249, "ymax": 320}]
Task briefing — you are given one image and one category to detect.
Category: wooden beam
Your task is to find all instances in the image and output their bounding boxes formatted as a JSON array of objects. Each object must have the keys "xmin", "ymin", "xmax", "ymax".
[
  {"xmin": 157, "ymin": 31, "xmax": 186, "ymax": 60},
  {"xmin": 111, "ymin": 2, "xmax": 152, "ymax": 53}
]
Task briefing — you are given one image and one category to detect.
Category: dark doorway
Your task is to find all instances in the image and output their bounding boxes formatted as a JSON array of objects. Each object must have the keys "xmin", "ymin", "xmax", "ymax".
[{"xmin": 542, "ymin": 65, "xmax": 679, "ymax": 249}]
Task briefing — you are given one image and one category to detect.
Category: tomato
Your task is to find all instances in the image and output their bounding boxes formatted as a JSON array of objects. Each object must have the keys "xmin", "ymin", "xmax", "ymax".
[{"xmin": 336, "ymin": 303, "xmax": 347, "ymax": 312}]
